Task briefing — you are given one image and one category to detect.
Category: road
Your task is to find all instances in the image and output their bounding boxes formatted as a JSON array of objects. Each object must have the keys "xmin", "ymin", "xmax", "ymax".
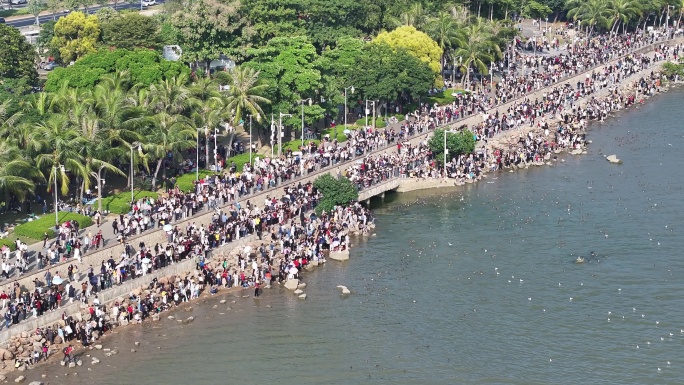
[{"xmin": 5, "ymin": 1, "xmax": 162, "ymax": 28}]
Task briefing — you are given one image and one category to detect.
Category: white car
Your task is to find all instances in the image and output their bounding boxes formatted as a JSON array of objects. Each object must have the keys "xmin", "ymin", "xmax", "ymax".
[
  {"xmin": 10, "ymin": 0, "xmax": 28, "ymax": 4},
  {"xmin": 141, "ymin": 0, "xmax": 156, "ymax": 6}
]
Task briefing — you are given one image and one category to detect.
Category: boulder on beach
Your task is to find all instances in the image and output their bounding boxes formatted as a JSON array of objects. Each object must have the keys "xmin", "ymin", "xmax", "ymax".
[
  {"xmin": 297, "ymin": 283, "xmax": 307, "ymax": 289},
  {"xmin": 329, "ymin": 250, "xmax": 350, "ymax": 261},
  {"xmin": 298, "ymin": 294, "xmax": 307, "ymax": 299},
  {"xmin": 570, "ymin": 148, "xmax": 583, "ymax": 155},
  {"xmin": 14, "ymin": 376, "xmax": 25, "ymax": 383},
  {"xmin": 293, "ymin": 289, "xmax": 303, "ymax": 295},
  {"xmin": 284, "ymin": 279, "xmax": 299, "ymax": 290}
]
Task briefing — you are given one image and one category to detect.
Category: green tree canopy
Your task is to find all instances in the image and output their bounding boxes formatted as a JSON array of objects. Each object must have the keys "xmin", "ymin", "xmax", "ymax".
[
  {"xmin": 428, "ymin": 128, "xmax": 476, "ymax": 166},
  {"xmin": 101, "ymin": 13, "xmax": 162, "ymax": 50},
  {"xmin": 51, "ymin": 11, "xmax": 101, "ymax": 63},
  {"xmin": 44, "ymin": 48, "xmax": 190, "ymax": 91},
  {"xmin": 245, "ymin": 36, "xmax": 322, "ymax": 114},
  {"xmin": 0, "ymin": 24, "xmax": 39, "ymax": 87},
  {"xmin": 374, "ymin": 25, "xmax": 443, "ymax": 75},
  {"xmin": 346, "ymin": 42, "xmax": 435, "ymax": 104},
  {"xmin": 313, "ymin": 173, "xmax": 358, "ymax": 214}
]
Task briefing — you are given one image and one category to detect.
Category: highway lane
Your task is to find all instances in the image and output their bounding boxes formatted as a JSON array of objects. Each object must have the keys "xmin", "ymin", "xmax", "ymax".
[{"xmin": 6, "ymin": 1, "xmax": 162, "ymax": 28}]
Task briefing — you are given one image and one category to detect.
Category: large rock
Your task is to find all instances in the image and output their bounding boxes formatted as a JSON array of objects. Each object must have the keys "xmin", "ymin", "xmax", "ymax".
[
  {"xmin": 298, "ymin": 294, "xmax": 307, "ymax": 299},
  {"xmin": 297, "ymin": 283, "xmax": 307, "ymax": 289},
  {"xmin": 283, "ymin": 279, "xmax": 299, "ymax": 290},
  {"xmin": 29, "ymin": 381, "xmax": 44, "ymax": 385},
  {"xmin": 0, "ymin": 348, "xmax": 15, "ymax": 360},
  {"xmin": 329, "ymin": 250, "xmax": 350, "ymax": 261},
  {"xmin": 606, "ymin": 154, "xmax": 622, "ymax": 164},
  {"xmin": 94, "ymin": 344, "xmax": 102, "ymax": 350},
  {"xmin": 293, "ymin": 289, "xmax": 303, "ymax": 295},
  {"xmin": 337, "ymin": 285, "xmax": 351, "ymax": 295},
  {"xmin": 68, "ymin": 362, "xmax": 76, "ymax": 368},
  {"xmin": 570, "ymin": 148, "xmax": 583, "ymax": 155},
  {"xmin": 91, "ymin": 358, "xmax": 100, "ymax": 364},
  {"xmin": 14, "ymin": 376, "xmax": 25, "ymax": 383}
]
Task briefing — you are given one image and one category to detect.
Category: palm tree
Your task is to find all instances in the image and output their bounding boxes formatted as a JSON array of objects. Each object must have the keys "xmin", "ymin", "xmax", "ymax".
[
  {"xmin": 567, "ymin": 0, "xmax": 611, "ymax": 35},
  {"xmin": 223, "ymin": 66, "xmax": 270, "ymax": 128},
  {"xmin": 72, "ymin": 111, "xmax": 127, "ymax": 209},
  {"xmin": 33, "ymin": 114, "xmax": 86, "ymax": 197},
  {"xmin": 608, "ymin": 0, "xmax": 642, "ymax": 33},
  {"xmin": 389, "ymin": 3, "xmax": 428, "ymax": 29},
  {"xmin": 454, "ymin": 18, "xmax": 500, "ymax": 89},
  {"xmin": 142, "ymin": 112, "xmax": 196, "ymax": 190},
  {"xmin": 149, "ymin": 74, "xmax": 191, "ymax": 116},
  {"xmin": 0, "ymin": 141, "xmax": 43, "ymax": 206},
  {"xmin": 425, "ymin": 11, "xmax": 461, "ymax": 77}
]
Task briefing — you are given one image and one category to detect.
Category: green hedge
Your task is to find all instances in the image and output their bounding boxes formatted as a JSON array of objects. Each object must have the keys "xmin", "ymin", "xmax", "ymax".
[
  {"xmin": 353, "ymin": 117, "xmax": 387, "ymax": 128},
  {"xmin": 0, "ymin": 239, "xmax": 16, "ymax": 251},
  {"xmin": 101, "ymin": 191, "xmax": 159, "ymax": 214},
  {"xmin": 14, "ymin": 213, "xmax": 93, "ymax": 241},
  {"xmin": 175, "ymin": 169, "xmax": 213, "ymax": 192}
]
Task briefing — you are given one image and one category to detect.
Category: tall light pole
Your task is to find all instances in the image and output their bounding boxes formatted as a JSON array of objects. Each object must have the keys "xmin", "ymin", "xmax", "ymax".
[
  {"xmin": 53, "ymin": 164, "xmax": 64, "ymax": 228},
  {"xmin": 204, "ymin": 126, "xmax": 209, "ymax": 171},
  {"xmin": 248, "ymin": 115, "xmax": 255, "ymax": 166},
  {"xmin": 213, "ymin": 128, "xmax": 219, "ymax": 171},
  {"xmin": 278, "ymin": 112, "xmax": 292, "ymax": 157},
  {"xmin": 130, "ymin": 143, "xmax": 141, "ymax": 203},
  {"xmin": 341, "ymin": 85, "xmax": 354, "ymax": 141},
  {"xmin": 196, "ymin": 127, "xmax": 200, "ymax": 181},
  {"xmin": 299, "ymin": 98, "xmax": 312, "ymax": 146},
  {"xmin": 365, "ymin": 100, "xmax": 376, "ymax": 128}
]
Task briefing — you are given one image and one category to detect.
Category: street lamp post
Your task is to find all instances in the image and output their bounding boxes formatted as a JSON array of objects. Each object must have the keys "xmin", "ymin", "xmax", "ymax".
[
  {"xmin": 365, "ymin": 100, "xmax": 376, "ymax": 128},
  {"xmin": 213, "ymin": 128, "xmax": 219, "ymax": 171},
  {"xmin": 130, "ymin": 144, "xmax": 141, "ymax": 203},
  {"xmin": 300, "ymin": 98, "xmax": 312, "ymax": 146},
  {"xmin": 196, "ymin": 127, "xmax": 200, "ymax": 181},
  {"xmin": 53, "ymin": 164, "xmax": 64, "ymax": 228},
  {"xmin": 278, "ymin": 112, "xmax": 292, "ymax": 157},
  {"xmin": 204, "ymin": 126, "xmax": 209, "ymax": 172},
  {"xmin": 341, "ymin": 85, "xmax": 355, "ymax": 140}
]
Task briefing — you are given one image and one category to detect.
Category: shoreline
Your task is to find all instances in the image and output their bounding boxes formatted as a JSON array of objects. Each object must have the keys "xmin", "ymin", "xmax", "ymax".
[{"xmin": 1, "ymin": 38, "xmax": 681, "ymax": 382}]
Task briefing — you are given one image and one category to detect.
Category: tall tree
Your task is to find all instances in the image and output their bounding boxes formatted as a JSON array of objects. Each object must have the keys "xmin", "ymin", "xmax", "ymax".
[
  {"xmin": 51, "ymin": 11, "xmax": 101, "ymax": 63},
  {"xmin": 0, "ymin": 25, "xmax": 39, "ymax": 87},
  {"xmin": 222, "ymin": 66, "xmax": 270, "ymax": 127}
]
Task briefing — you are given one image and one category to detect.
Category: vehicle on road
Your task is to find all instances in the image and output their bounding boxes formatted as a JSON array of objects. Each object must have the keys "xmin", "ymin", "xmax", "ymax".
[
  {"xmin": 141, "ymin": 0, "xmax": 155, "ymax": 5},
  {"xmin": 44, "ymin": 62, "xmax": 59, "ymax": 71},
  {"xmin": 10, "ymin": 0, "xmax": 27, "ymax": 4}
]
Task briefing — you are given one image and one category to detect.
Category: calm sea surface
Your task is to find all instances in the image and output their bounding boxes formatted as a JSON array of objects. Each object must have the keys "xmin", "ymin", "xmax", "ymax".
[{"xmin": 31, "ymin": 89, "xmax": 684, "ymax": 384}]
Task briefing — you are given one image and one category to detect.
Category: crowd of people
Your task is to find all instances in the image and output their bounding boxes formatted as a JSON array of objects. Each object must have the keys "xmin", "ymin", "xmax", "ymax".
[{"xmin": 0, "ymin": 28, "xmax": 681, "ymax": 368}]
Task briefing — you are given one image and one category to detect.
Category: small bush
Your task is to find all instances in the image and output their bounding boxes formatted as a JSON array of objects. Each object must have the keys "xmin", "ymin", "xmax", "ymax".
[
  {"xmin": 0, "ymin": 239, "xmax": 16, "ymax": 251},
  {"xmin": 313, "ymin": 173, "xmax": 358, "ymax": 214},
  {"xmin": 175, "ymin": 169, "xmax": 213, "ymax": 192},
  {"xmin": 101, "ymin": 191, "xmax": 159, "ymax": 214},
  {"xmin": 14, "ymin": 213, "xmax": 93, "ymax": 240}
]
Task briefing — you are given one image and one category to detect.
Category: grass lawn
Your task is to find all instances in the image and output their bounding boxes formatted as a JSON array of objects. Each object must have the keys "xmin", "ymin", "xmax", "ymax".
[
  {"xmin": 0, "ymin": 8, "xmax": 30, "ymax": 18},
  {"xmin": 14, "ymin": 212, "xmax": 93, "ymax": 241},
  {"xmin": 100, "ymin": 190, "xmax": 160, "ymax": 214}
]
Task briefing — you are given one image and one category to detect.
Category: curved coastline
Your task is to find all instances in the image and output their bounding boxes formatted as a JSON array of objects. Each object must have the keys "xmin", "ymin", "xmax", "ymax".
[{"xmin": 2, "ymin": 35, "xmax": 683, "ymax": 381}]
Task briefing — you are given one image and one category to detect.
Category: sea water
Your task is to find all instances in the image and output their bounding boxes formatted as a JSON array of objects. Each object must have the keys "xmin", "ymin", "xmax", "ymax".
[{"xmin": 30, "ymin": 89, "xmax": 684, "ymax": 384}]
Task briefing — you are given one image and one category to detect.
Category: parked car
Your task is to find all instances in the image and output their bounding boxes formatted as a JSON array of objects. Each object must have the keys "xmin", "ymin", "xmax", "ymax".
[
  {"xmin": 141, "ymin": 0, "xmax": 156, "ymax": 6},
  {"xmin": 44, "ymin": 62, "xmax": 60, "ymax": 71},
  {"xmin": 10, "ymin": 0, "xmax": 27, "ymax": 4}
]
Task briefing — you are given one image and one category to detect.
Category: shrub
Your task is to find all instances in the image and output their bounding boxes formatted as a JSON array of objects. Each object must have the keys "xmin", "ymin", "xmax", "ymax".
[
  {"xmin": 14, "ymin": 213, "xmax": 93, "ymax": 240},
  {"xmin": 354, "ymin": 116, "xmax": 388, "ymax": 128},
  {"xmin": 101, "ymin": 190, "xmax": 159, "ymax": 214},
  {"xmin": 313, "ymin": 173, "xmax": 358, "ymax": 214},
  {"xmin": 0, "ymin": 239, "xmax": 16, "ymax": 251},
  {"xmin": 175, "ymin": 169, "xmax": 213, "ymax": 192}
]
